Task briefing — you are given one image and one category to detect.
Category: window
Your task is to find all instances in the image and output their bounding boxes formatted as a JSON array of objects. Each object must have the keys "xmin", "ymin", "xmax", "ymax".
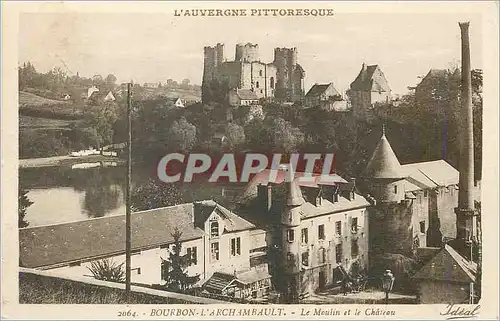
[
  {"xmin": 186, "ymin": 246, "xmax": 197, "ymax": 265},
  {"xmin": 287, "ymin": 229, "xmax": 295, "ymax": 242},
  {"xmin": 319, "ymin": 248, "xmax": 326, "ymax": 264},
  {"xmin": 211, "ymin": 242, "xmax": 219, "ymax": 261},
  {"xmin": 256, "ymin": 81, "xmax": 260, "ymax": 88},
  {"xmin": 301, "ymin": 228, "xmax": 308, "ymax": 244},
  {"xmin": 424, "ymin": 190, "xmax": 428, "ymax": 197},
  {"xmin": 301, "ymin": 251, "xmax": 309, "ymax": 266},
  {"xmin": 335, "ymin": 244, "xmax": 342, "ymax": 263},
  {"xmin": 351, "ymin": 217, "xmax": 358, "ymax": 233},
  {"xmin": 335, "ymin": 221, "xmax": 342, "ymax": 236},
  {"xmin": 270, "ymin": 77, "xmax": 275, "ymax": 89},
  {"xmin": 210, "ymin": 221, "xmax": 219, "ymax": 237},
  {"xmin": 351, "ymin": 239, "xmax": 359, "ymax": 258},
  {"xmin": 259, "ymin": 70, "xmax": 263, "ymax": 76},
  {"xmin": 394, "ymin": 185, "xmax": 398, "ymax": 194},
  {"xmin": 318, "ymin": 224, "xmax": 325, "ymax": 240},
  {"xmin": 420, "ymin": 221, "xmax": 426, "ymax": 234},
  {"xmin": 231, "ymin": 237, "xmax": 241, "ymax": 256}
]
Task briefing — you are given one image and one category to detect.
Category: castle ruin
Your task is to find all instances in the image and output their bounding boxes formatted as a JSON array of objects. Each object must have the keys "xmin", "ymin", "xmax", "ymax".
[{"xmin": 202, "ymin": 43, "xmax": 305, "ymax": 103}]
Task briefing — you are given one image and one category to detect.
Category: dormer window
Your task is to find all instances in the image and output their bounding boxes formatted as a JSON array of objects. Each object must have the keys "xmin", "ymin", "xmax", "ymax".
[
  {"xmin": 394, "ymin": 185, "xmax": 398, "ymax": 194},
  {"xmin": 210, "ymin": 221, "xmax": 219, "ymax": 237}
]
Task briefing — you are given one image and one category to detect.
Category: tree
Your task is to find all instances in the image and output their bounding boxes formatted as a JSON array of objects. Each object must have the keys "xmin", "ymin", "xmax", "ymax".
[
  {"xmin": 225, "ymin": 123, "xmax": 245, "ymax": 148},
  {"xmin": 19, "ymin": 188, "xmax": 33, "ymax": 228},
  {"xmin": 161, "ymin": 228, "xmax": 200, "ymax": 292},
  {"xmin": 87, "ymin": 258, "xmax": 125, "ymax": 283},
  {"xmin": 267, "ymin": 117, "xmax": 304, "ymax": 154},
  {"xmin": 84, "ymin": 107, "xmax": 118, "ymax": 150},
  {"xmin": 167, "ymin": 117, "xmax": 197, "ymax": 152},
  {"xmin": 105, "ymin": 74, "xmax": 117, "ymax": 87},
  {"xmin": 131, "ymin": 178, "xmax": 183, "ymax": 211}
]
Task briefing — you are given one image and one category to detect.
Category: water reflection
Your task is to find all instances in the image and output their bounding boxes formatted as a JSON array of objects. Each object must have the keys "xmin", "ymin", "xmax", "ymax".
[{"xmin": 20, "ymin": 165, "xmax": 246, "ymax": 227}]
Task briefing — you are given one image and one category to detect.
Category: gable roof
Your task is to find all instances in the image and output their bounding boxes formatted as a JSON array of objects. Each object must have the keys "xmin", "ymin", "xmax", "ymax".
[
  {"xmin": 413, "ymin": 244, "xmax": 477, "ymax": 283},
  {"xmin": 193, "ymin": 200, "xmax": 255, "ymax": 232},
  {"xmin": 401, "ymin": 160, "xmax": 459, "ymax": 189},
  {"xmin": 305, "ymin": 83, "xmax": 340, "ymax": 98},
  {"xmin": 363, "ymin": 132, "xmax": 403, "ymax": 179},
  {"xmin": 19, "ymin": 200, "xmax": 254, "ymax": 269},
  {"xmin": 350, "ymin": 64, "xmax": 391, "ymax": 93}
]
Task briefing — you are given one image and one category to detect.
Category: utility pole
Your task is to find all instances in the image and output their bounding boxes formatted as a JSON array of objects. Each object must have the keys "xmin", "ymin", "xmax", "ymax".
[{"xmin": 125, "ymin": 83, "xmax": 132, "ymax": 299}]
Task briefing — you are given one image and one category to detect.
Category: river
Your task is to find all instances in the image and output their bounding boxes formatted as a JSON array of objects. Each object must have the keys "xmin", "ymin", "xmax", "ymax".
[{"xmin": 20, "ymin": 165, "xmax": 246, "ymax": 227}]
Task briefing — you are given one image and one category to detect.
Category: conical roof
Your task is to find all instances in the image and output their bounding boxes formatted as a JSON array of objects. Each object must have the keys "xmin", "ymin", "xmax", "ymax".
[
  {"xmin": 363, "ymin": 132, "xmax": 403, "ymax": 179},
  {"xmin": 285, "ymin": 169, "xmax": 305, "ymax": 206}
]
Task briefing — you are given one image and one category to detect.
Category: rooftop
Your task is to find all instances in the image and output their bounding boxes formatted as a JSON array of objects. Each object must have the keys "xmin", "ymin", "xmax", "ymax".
[
  {"xmin": 350, "ymin": 64, "xmax": 391, "ymax": 93},
  {"xmin": 305, "ymin": 83, "xmax": 340, "ymax": 98},
  {"xmin": 413, "ymin": 244, "xmax": 477, "ymax": 283},
  {"xmin": 363, "ymin": 132, "xmax": 403, "ymax": 179},
  {"xmin": 20, "ymin": 201, "xmax": 254, "ymax": 269}
]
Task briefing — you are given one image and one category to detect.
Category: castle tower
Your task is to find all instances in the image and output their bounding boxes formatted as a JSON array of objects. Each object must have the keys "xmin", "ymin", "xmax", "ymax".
[
  {"xmin": 202, "ymin": 43, "xmax": 224, "ymax": 85},
  {"xmin": 361, "ymin": 127, "xmax": 405, "ymax": 203},
  {"xmin": 280, "ymin": 171, "xmax": 305, "ymax": 302},
  {"xmin": 273, "ymin": 47, "xmax": 305, "ymax": 102},
  {"xmin": 235, "ymin": 43, "xmax": 259, "ymax": 62},
  {"xmin": 452, "ymin": 22, "xmax": 478, "ymax": 259}
]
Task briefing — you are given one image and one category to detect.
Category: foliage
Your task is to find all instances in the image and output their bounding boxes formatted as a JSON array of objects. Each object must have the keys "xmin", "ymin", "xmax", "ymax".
[
  {"xmin": 369, "ymin": 253, "xmax": 420, "ymax": 294},
  {"xmin": 161, "ymin": 228, "xmax": 200, "ymax": 292},
  {"xmin": 225, "ymin": 123, "xmax": 245, "ymax": 149},
  {"xmin": 168, "ymin": 117, "xmax": 197, "ymax": 152},
  {"xmin": 19, "ymin": 188, "xmax": 34, "ymax": 228},
  {"xmin": 131, "ymin": 178, "xmax": 183, "ymax": 211},
  {"xmin": 19, "ymin": 130, "xmax": 70, "ymax": 159},
  {"xmin": 87, "ymin": 258, "xmax": 126, "ymax": 283},
  {"xmin": 83, "ymin": 106, "xmax": 118, "ymax": 149}
]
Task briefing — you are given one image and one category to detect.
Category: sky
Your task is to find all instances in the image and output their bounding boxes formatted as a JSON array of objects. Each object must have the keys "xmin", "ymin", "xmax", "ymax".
[{"xmin": 19, "ymin": 11, "xmax": 483, "ymax": 95}]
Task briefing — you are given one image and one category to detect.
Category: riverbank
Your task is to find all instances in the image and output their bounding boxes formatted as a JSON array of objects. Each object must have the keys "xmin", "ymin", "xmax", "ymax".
[{"xmin": 19, "ymin": 155, "xmax": 125, "ymax": 168}]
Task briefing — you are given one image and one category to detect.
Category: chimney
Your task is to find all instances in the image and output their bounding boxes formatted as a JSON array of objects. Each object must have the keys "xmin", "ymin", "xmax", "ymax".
[{"xmin": 454, "ymin": 22, "xmax": 478, "ymax": 257}]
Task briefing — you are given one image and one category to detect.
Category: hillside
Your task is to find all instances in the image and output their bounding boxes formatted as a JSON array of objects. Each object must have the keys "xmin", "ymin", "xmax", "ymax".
[{"xmin": 19, "ymin": 91, "xmax": 69, "ymax": 108}]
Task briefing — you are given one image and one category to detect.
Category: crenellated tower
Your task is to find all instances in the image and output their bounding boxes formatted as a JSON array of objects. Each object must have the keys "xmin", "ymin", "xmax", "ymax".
[
  {"xmin": 202, "ymin": 43, "xmax": 224, "ymax": 85},
  {"xmin": 273, "ymin": 47, "xmax": 305, "ymax": 102},
  {"xmin": 235, "ymin": 43, "xmax": 259, "ymax": 63}
]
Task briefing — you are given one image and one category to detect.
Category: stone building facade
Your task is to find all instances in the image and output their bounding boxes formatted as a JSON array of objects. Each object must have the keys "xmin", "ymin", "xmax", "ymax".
[
  {"xmin": 359, "ymin": 130, "xmax": 461, "ymax": 259},
  {"xmin": 348, "ymin": 63, "xmax": 392, "ymax": 118},
  {"xmin": 202, "ymin": 43, "xmax": 305, "ymax": 103}
]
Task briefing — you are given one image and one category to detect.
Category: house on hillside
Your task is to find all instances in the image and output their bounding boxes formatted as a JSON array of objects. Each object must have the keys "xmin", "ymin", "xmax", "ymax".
[
  {"xmin": 164, "ymin": 97, "xmax": 185, "ymax": 108},
  {"xmin": 413, "ymin": 244, "xmax": 477, "ymax": 304},
  {"xmin": 87, "ymin": 86, "xmax": 99, "ymax": 99},
  {"xmin": 104, "ymin": 91, "xmax": 116, "ymax": 102},
  {"xmin": 304, "ymin": 83, "xmax": 349, "ymax": 111},
  {"xmin": 348, "ymin": 63, "xmax": 391, "ymax": 118},
  {"xmin": 228, "ymin": 89, "xmax": 260, "ymax": 107}
]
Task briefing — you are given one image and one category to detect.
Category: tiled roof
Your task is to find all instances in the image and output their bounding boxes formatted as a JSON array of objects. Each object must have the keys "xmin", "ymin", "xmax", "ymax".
[
  {"xmin": 413, "ymin": 245, "xmax": 477, "ymax": 283},
  {"xmin": 401, "ymin": 160, "xmax": 459, "ymax": 188},
  {"xmin": 203, "ymin": 272, "xmax": 236, "ymax": 292},
  {"xmin": 194, "ymin": 200, "xmax": 255, "ymax": 232},
  {"xmin": 236, "ymin": 269, "xmax": 271, "ymax": 284},
  {"xmin": 19, "ymin": 201, "xmax": 254, "ymax": 269},
  {"xmin": 350, "ymin": 64, "xmax": 391, "ymax": 92},
  {"xmin": 363, "ymin": 133, "xmax": 403, "ymax": 179},
  {"xmin": 240, "ymin": 169, "xmax": 347, "ymax": 201},
  {"xmin": 300, "ymin": 194, "xmax": 370, "ymax": 219}
]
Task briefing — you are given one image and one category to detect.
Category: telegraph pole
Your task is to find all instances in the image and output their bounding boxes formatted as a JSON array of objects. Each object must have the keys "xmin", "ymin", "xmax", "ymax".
[{"xmin": 125, "ymin": 83, "xmax": 132, "ymax": 299}]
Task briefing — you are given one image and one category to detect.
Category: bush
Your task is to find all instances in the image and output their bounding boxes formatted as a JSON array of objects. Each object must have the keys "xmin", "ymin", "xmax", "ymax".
[{"xmin": 87, "ymin": 258, "xmax": 125, "ymax": 283}]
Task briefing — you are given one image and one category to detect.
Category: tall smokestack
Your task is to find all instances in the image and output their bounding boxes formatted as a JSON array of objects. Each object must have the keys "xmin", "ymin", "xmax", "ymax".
[{"xmin": 454, "ymin": 22, "xmax": 478, "ymax": 258}]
